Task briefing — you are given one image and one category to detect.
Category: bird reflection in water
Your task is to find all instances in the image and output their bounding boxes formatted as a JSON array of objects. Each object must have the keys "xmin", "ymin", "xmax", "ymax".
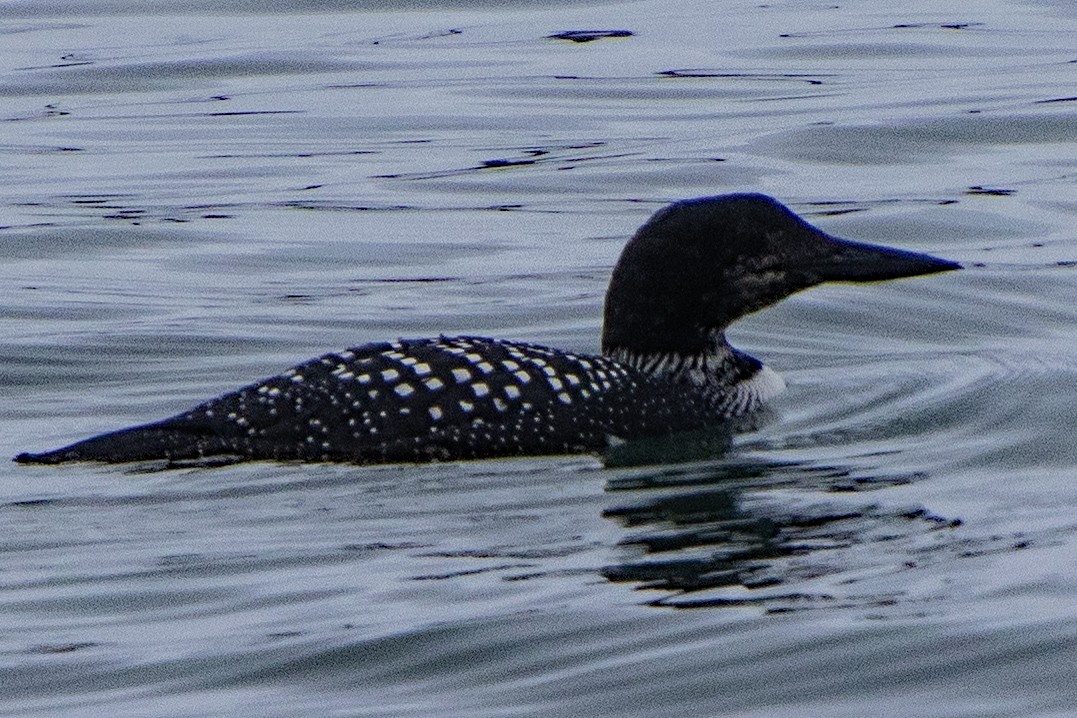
[{"xmin": 601, "ymin": 457, "xmax": 961, "ymax": 610}]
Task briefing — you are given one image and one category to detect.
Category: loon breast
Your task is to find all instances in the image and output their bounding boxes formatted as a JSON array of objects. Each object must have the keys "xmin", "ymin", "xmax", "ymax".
[{"xmin": 14, "ymin": 193, "xmax": 959, "ymax": 466}]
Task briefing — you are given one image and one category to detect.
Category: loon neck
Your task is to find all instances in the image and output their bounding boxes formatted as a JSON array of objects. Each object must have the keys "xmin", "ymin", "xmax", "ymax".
[
  {"xmin": 605, "ymin": 330, "xmax": 747, "ymax": 385},
  {"xmin": 604, "ymin": 330, "xmax": 784, "ymax": 416}
]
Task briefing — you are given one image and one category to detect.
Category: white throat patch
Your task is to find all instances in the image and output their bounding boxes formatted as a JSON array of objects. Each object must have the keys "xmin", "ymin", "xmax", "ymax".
[{"xmin": 728, "ymin": 364, "xmax": 786, "ymax": 416}]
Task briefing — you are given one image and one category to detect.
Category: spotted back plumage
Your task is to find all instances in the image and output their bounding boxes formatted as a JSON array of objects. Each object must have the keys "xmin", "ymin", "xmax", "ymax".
[{"xmin": 21, "ymin": 337, "xmax": 718, "ymax": 464}]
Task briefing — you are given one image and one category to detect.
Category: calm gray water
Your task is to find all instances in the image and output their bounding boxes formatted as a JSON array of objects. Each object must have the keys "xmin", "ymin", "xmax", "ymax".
[{"xmin": 2, "ymin": 0, "xmax": 1077, "ymax": 715}]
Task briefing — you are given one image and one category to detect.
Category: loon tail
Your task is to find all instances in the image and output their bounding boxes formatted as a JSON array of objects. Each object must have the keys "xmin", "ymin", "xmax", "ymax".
[{"xmin": 13, "ymin": 420, "xmax": 228, "ymax": 465}]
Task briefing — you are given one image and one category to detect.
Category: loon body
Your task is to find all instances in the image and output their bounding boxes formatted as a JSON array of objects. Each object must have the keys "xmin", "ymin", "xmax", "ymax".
[{"xmin": 15, "ymin": 194, "xmax": 959, "ymax": 466}]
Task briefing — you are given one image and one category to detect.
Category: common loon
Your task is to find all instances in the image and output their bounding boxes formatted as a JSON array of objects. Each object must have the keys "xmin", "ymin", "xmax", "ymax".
[{"xmin": 14, "ymin": 194, "xmax": 959, "ymax": 466}]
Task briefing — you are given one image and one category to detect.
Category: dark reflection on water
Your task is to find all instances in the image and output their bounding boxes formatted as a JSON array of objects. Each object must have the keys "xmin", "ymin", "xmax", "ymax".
[
  {"xmin": 602, "ymin": 458, "xmax": 961, "ymax": 609},
  {"xmin": 601, "ymin": 426, "xmax": 734, "ymax": 469}
]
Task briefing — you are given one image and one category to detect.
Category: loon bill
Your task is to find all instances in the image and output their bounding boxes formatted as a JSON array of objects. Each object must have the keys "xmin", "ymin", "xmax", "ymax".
[{"xmin": 15, "ymin": 193, "xmax": 960, "ymax": 466}]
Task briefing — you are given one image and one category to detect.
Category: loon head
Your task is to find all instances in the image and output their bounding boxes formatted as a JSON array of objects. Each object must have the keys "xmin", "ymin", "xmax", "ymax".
[{"xmin": 601, "ymin": 193, "xmax": 961, "ymax": 358}]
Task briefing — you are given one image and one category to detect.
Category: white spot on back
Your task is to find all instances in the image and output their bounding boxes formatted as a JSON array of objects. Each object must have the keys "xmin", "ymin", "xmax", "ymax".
[
  {"xmin": 394, "ymin": 383, "xmax": 415, "ymax": 397},
  {"xmin": 429, "ymin": 405, "xmax": 443, "ymax": 421},
  {"xmin": 472, "ymin": 382, "xmax": 489, "ymax": 398},
  {"xmin": 504, "ymin": 385, "xmax": 521, "ymax": 400},
  {"xmin": 381, "ymin": 368, "xmax": 400, "ymax": 382},
  {"xmin": 452, "ymin": 367, "xmax": 471, "ymax": 383},
  {"xmin": 424, "ymin": 377, "xmax": 444, "ymax": 390},
  {"xmin": 412, "ymin": 362, "xmax": 431, "ymax": 376}
]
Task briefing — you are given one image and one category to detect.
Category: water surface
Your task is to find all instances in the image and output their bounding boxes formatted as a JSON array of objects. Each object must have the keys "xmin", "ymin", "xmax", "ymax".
[{"xmin": 2, "ymin": 0, "xmax": 1077, "ymax": 715}]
